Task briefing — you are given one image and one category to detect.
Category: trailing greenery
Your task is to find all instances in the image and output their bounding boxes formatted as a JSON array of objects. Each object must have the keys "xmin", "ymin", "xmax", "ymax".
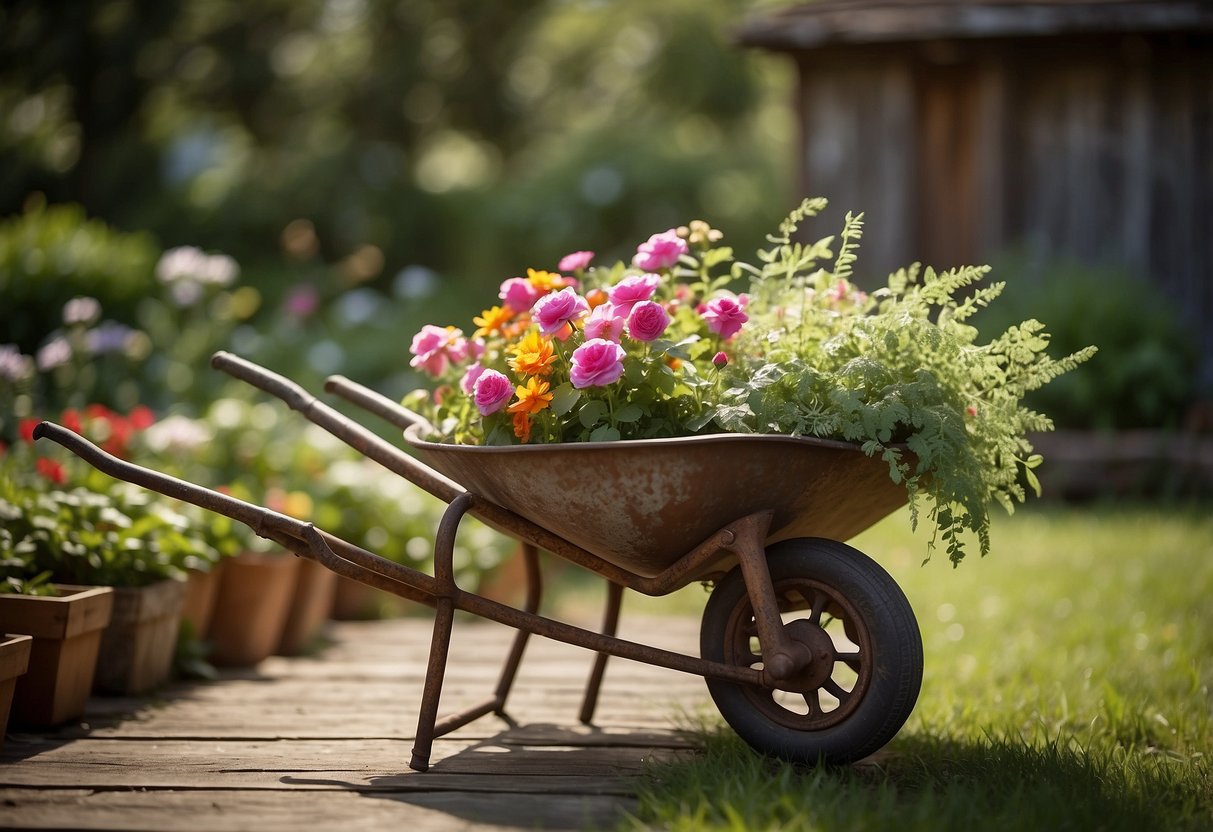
[{"xmin": 723, "ymin": 199, "xmax": 1097, "ymax": 563}]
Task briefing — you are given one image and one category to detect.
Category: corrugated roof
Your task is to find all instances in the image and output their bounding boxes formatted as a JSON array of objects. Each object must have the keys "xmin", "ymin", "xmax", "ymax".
[{"xmin": 736, "ymin": 0, "xmax": 1213, "ymax": 50}]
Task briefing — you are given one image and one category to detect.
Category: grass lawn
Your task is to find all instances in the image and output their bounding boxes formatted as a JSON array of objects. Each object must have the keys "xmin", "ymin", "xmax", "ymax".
[{"xmin": 621, "ymin": 504, "xmax": 1213, "ymax": 831}]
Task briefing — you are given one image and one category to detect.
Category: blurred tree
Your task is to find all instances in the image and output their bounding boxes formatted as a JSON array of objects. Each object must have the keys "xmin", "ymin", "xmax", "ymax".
[{"xmin": 1, "ymin": 0, "xmax": 790, "ymax": 273}]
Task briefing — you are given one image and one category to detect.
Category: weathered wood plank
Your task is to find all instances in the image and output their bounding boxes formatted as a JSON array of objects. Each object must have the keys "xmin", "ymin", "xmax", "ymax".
[
  {"xmin": 0, "ymin": 787, "xmax": 638, "ymax": 832},
  {"xmin": 0, "ymin": 613, "xmax": 711, "ymax": 830},
  {"xmin": 0, "ymin": 737, "xmax": 689, "ymax": 790}
]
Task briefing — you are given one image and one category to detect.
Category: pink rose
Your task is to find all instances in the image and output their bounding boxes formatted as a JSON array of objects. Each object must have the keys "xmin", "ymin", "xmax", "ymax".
[
  {"xmin": 712, "ymin": 351, "xmax": 729, "ymax": 368},
  {"xmin": 533, "ymin": 286, "xmax": 589, "ymax": 337},
  {"xmin": 461, "ymin": 363, "xmax": 487, "ymax": 394},
  {"xmin": 632, "ymin": 229, "xmax": 688, "ymax": 271},
  {"xmin": 701, "ymin": 295, "xmax": 749, "ymax": 340},
  {"xmin": 409, "ymin": 324, "xmax": 467, "ymax": 377},
  {"xmin": 558, "ymin": 250, "xmax": 594, "ymax": 272},
  {"xmin": 584, "ymin": 303, "xmax": 625, "ymax": 342},
  {"xmin": 473, "ymin": 369, "xmax": 514, "ymax": 415},
  {"xmin": 626, "ymin": 300, "xmax": 670, "ymax": 342},
  {"xmin": 499, "ymin": 277, "xmax": 543, "ymax": 313},
  {"xmin": 570, "ymin": 338, "xmax": 626, "ymax": 388},
  {"xmin": 607, "ymin": 273, "xmax": 661, "ymax": 317}
]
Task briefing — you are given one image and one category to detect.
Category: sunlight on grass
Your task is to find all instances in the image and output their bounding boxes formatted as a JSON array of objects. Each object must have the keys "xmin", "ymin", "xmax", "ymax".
[{"xmin": 623, "ymin": 505, "xmax": 1213, "ymax": 831}]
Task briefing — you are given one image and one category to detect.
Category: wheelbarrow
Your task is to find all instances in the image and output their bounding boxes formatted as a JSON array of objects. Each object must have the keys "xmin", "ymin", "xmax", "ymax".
[{"xmin": 34, "ymin": 351, "xmax": 923, "ymax": 771}]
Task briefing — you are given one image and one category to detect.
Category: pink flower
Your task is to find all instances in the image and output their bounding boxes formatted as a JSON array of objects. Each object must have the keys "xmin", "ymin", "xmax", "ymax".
[
  {"xmin": 584, "ymin": 303, "xmax": 625, "ymax": 342},
  {"xmin": 558, "ymin": 250, "xmax": 594, "ymax": 272},
  {"xmin": 533, "ymin": 287, "xmax": 589, "ymax": 337},
  {"xmin": 632, "ymin": 229, "xmax": 688, "ymax": 271},
  {"xmin": 570, "ymin": 338, "xmax": 626, "ymax": 388},
  {"xmin": 283, "ymin": 284, "xmax": 319, "ymax": 319},
  {"xmin": 701, "ymin": 295, "xmax": 749, "ymax": 340},
  {"xmin": 712, "ymin": 351, "xmax": 729, "ymax": 368},
  {"xmin": 607, "ymin": 273, "xmax": 661, "ymax": 317},
  {"xmin": 626, "ymin": 300, "xmax": 670, "ymax": 342},
  {"xmin": 409, "ymin": 325, "xmax": 468, "ymax": 377},
  {"xmin": 461, "ymin": 363, "xmax": 487, "ymax": 394},
  {"xmin": 499, "ymin": 277, "xmax": 543, "ymax": 313},
  {"xmin": 473, "ymin": 369, "xmax": 514, "ymax": 415}
]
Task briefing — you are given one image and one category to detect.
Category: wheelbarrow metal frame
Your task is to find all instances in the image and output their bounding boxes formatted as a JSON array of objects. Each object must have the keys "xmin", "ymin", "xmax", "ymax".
[{"xmin": 34, "ymin": 351, "xmax": 903, "ymax": 771}]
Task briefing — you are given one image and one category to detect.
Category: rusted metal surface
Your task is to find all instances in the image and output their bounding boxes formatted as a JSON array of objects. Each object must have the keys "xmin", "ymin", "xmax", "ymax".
[
  {"xmin": 578, "ymin": 580, "xmax": 623, "ymax": 726},
  {"xmin": 404, "ymin": 426, "xmax": 908, "ymax": 579},
  {"xmin": 32, "ymin": 422, "xmax": 762, "ymax": 690}
]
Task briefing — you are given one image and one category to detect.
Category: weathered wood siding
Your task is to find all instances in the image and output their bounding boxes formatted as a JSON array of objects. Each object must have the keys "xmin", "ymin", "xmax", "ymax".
[{"xmin": 791, "ymin": 34, "xmax": 1212, "ymax": 375}]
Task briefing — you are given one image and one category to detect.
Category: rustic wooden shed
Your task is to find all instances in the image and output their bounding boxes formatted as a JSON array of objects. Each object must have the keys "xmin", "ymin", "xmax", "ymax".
[{"xmin": 737, "ymin": 0, "xmax": 1213, "ymax": 386}]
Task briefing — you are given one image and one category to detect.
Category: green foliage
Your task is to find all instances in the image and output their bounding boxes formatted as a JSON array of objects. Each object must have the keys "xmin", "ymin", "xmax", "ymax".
[
  {"xmin": 0, "ymin": 200, "xmax": 159, "ymax": 355},
  {"xmin": 974, "ymin": 258, "xmax": 1198, "ymax": 430},
  {"xmin": 0, "ymin": 477, "xmax": 214, "ymax": 589},
  {"xmin": 728, "ymin": 200, "xmax": 1097, "ymax": 564}
]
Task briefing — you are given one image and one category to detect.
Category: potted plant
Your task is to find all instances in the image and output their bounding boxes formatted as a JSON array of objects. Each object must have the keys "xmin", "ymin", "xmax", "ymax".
[
  {"xmin": 0, "ymin": 633, "xmax": 33, "ymax": 744},
  {"xmin": 1, "ymin": 408, "xmax": 213, "ymax": 698},
  {"xmin": 402, "ymin": 200, "xmax": 1097, "ymax": 565},
  {"xmin": 0, "ymin": 569, "xmax": 113, "ymax": 728}
]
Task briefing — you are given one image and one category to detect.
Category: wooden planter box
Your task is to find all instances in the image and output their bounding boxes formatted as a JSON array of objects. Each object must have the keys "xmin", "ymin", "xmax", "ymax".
[
  {"xmin": 0, "ymin": 585, "xmax": 114, "ymax": 727},
  {"xmin": 93, "ymin": 578, "xmax": 187, "ymax": 696},
  {"xmin": 207, "ymin": 552, "xmax": 300, "ymax": 667},
  {"xmin": 0, "ymin": 635, "xmax": 33, "ymax": 747}
]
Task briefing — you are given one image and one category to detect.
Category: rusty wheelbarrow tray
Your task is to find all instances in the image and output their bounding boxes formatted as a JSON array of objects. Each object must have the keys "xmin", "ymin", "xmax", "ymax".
[{"xmin": 35, "ymin": 351, "xmax": 923, "ymax": 771}]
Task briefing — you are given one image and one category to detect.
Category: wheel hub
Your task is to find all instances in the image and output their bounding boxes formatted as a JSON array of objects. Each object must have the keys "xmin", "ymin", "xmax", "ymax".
[{"xmin": 765, "ymin": 619, "xmax": 836, "ymax": 692}]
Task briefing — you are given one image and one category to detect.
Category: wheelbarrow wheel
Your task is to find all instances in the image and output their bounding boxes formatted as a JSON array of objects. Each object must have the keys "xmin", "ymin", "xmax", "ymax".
[{"xmin": 700, "ymin": 537, "xmax": 922, "ymax": 765}]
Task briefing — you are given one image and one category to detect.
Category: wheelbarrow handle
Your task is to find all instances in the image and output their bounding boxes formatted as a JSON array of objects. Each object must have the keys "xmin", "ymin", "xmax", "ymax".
[
  {"xmin": 324, "ymin": 374, "xmax": 434, "ymax": 435},
  {"xmin": 211, "ymin": 351, "xmax": 317, "ymax": 414}
]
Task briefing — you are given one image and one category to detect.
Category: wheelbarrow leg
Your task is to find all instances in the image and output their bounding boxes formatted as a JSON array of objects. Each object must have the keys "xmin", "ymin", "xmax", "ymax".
[
  {"xmin": 409, "ymin": 493, "xmax": 472, "ymax": 772},
  {"xmin": 489, "ymin": 543, "xmax": 542, "ymax": 719},
  {"xmin": 578, "ymin": 580, "xmax": 624, "ymax": 725},
  {"xmin": 410, "ymin": 499, "xmax": 545, "ymax": 771}
]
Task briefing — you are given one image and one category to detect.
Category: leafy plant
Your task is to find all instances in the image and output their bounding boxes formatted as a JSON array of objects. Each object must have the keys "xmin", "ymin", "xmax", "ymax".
[
  {"xmin": 729, "ymin": 202, "xmax": 1097, "ymax": 563},
  {"xmin": 0, "ymin": 405, "xmax": 219, "ymax": 589}
]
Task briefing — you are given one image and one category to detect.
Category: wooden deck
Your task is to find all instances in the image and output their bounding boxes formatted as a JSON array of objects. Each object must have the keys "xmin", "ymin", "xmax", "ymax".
[{"xmin": 0, "ymin": 611, "xmax": 709, "ymax": 830}]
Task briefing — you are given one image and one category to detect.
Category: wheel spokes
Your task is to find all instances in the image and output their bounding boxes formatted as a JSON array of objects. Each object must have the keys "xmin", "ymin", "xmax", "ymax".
[{"xmin": 836, "ymin": 651, "xmax": 862, "ymax": 672}]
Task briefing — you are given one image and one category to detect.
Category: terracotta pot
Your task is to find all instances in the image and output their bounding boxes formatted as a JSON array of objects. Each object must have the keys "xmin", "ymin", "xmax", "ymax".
[
  {"xmin": 0, "ymin": 585, "xmax": 114, "ymax": 727},
  {"xmin": 179, "ymin": 561, "xmax": 225, "ymax": 640},
  {"xmin": 330, "ymin": 575, "xmax": 389, "ymax": 620},
  {"xmin": 207, "ymin": 552, "xmax": 300, "ymax": 667},
  {"xmin": 0, "ymin": 635, "xmax": 33, "ymax": 747},
  {"xmin": 93, "ymin": 578, "xmax": 187, "ymax": 696},
  {"xmin": 276, "ymin": 558, "xmax": 336, "ymax": 656}
]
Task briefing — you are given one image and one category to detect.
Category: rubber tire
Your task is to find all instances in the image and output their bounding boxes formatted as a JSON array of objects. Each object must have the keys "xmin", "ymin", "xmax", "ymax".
[{"xmin": 700, "ymin": 537, "xmax": 923, "ymax": 765}]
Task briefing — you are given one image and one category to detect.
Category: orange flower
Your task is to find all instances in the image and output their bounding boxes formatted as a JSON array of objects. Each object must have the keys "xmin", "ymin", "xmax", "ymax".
[
  {"xmin": 473, "ymin": 304, "xmax": 513, "ymax": 339},
  {"xmin": 526, "ymin": 268, "xmax": 566, "ymax": 294},
  {"xmin": 506, "ymin": 376, "xmax": 553, "ymax": 417},
  {"xmin": 508, "ymin": 330, "xmax": 557, "ymax": 378},
  {"xmin": 512, "ymin": 411, "xmax": 533, "ymax": 443},
  {"xmin": 586, "ymin": 288, "xmax": 609, "ymax": 309}
]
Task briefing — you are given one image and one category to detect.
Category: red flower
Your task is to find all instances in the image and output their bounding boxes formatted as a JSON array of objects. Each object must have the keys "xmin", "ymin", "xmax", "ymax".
[
  {"xmin": 19, "ymin": 419, "xmax": 39, "ymax": 444},
  {"xmin": 61, "ymin": 409, "xmax": 83, "ymax": 434},
  {"xmin": 128, "ymin": 405, "xmax": 155, "ymax": 430},
  {"xmin": 85, "ymin": 403, "xmax": 112, "ymax": 422},
  {"xmin": 36, "ymin": 457, "xmax": 66, "ymax": 484}
]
